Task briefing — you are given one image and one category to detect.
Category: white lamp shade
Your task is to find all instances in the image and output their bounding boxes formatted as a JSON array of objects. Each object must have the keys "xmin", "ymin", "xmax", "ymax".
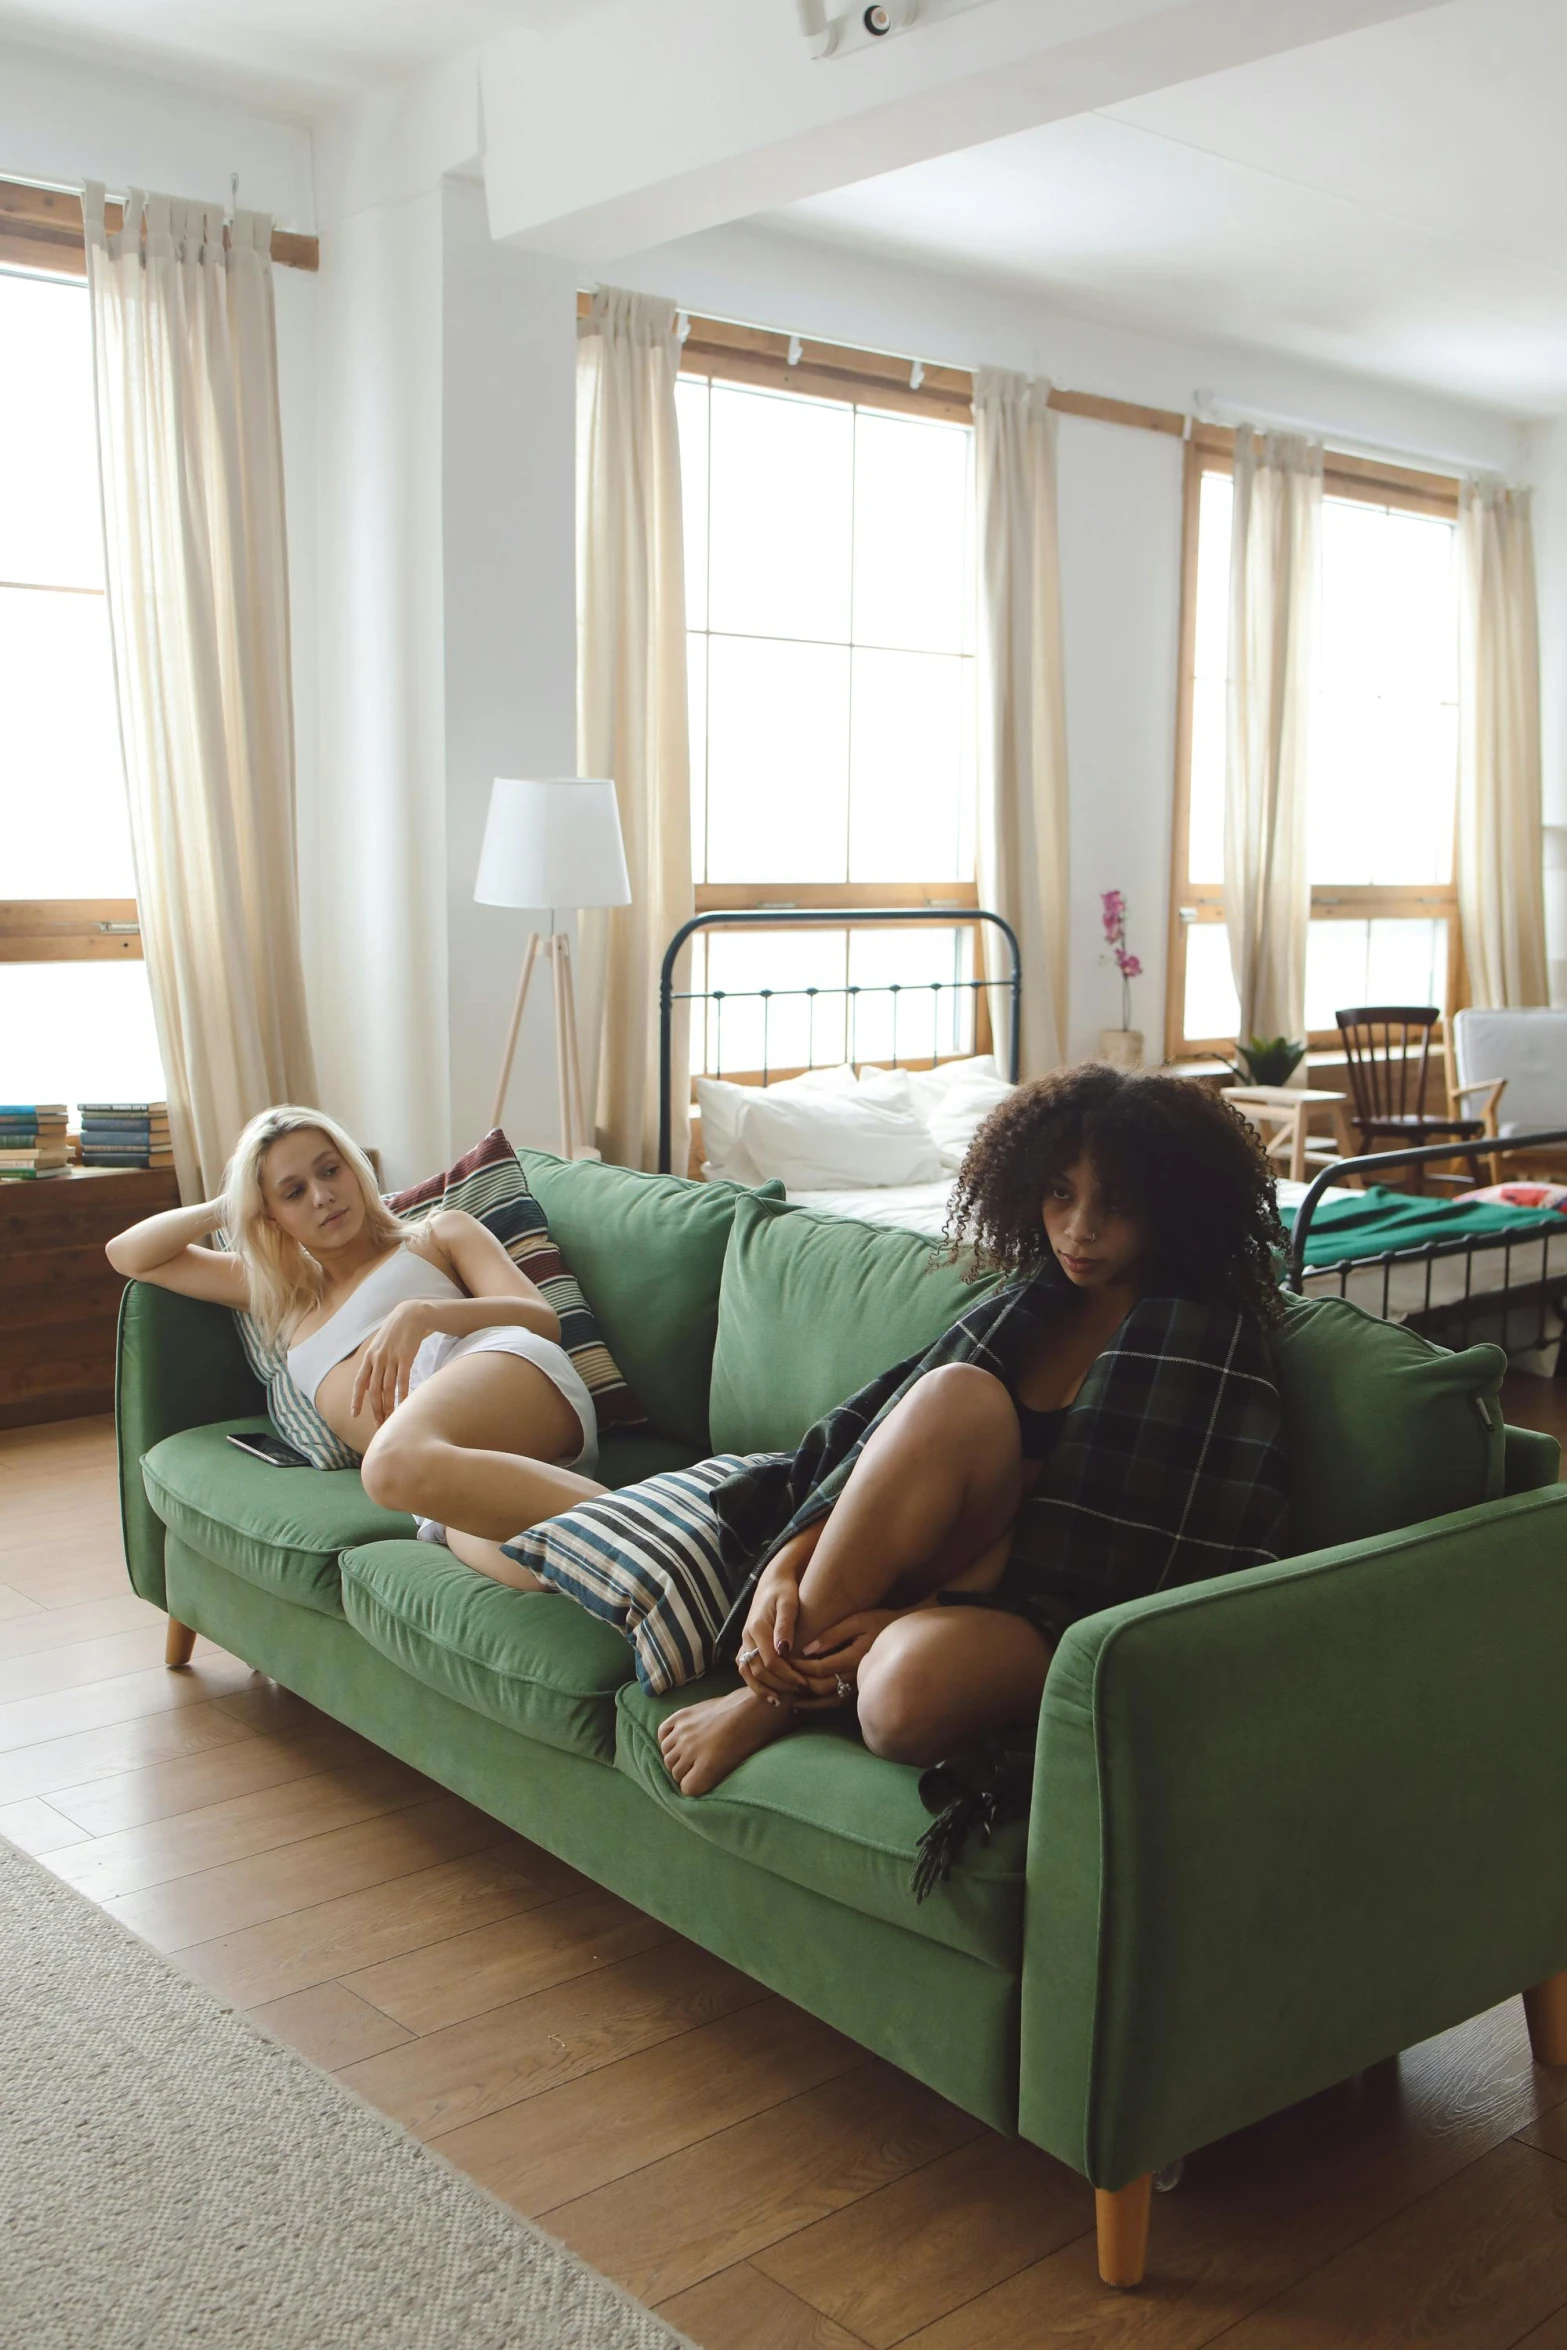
[{"xmin": 475, "ymin": 777, "xmax": 631, "ymax": 911}]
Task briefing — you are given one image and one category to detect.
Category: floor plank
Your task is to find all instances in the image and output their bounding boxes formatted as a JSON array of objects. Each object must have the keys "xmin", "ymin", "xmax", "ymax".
[
  {"xmin": 43, "ymin": 1719, "xmax": 392, "ymax": 1836},
  {"xmin": 431, "ymin": 2000, "xmax": 867, "ymax": 2215},
  {"xmin": 0, "ymin": 1540, "xmax": 142, "ymax": 1610},
  {"xmin": 1515, "ymin": 2099, "xmax": 1567, "ymax": 2163},
  {"xmin": 336, "ymin": 1937, "xmax": 771, "ymax": 2139},
  {"xmin": 0, "ymin": 1588, "xmax": 165, "ymax": 1661},
  {"xmin": 43, "ymin": 1749, "xmax": 438, "ymax": 1900},
  {"xmin": 659, "ymin": 2264, "xmax": 873, "ymax": 2350},
  {"xmin": 0, "ymin": 1793, "xmax": 91, "ymax": 1856},
  {"xmin": 170, "ymin": 1842, "xmax": 566, "ymax": 2007},
  {"xmin": 342, "ymin": 1883, "xmax": 670, "ymax": 2034},
  {"xmin": 107, "ymin": 1795, "xmax": 531, "ymax": 1955},
  {"xmin": 248, "ymin": 1980, "xmax": 416, "ymax": 2070},
  {"xmin": 0, "ymin": 1620, "xmax": 198, "ymax": 1705},
  {"xmin": 0, "ymin": 1693, "xmax": 255, "ymax": 1803},
  {"xmin": 1214, "ymin": 2136, "xmax": 1567, "ymax": 2349},
  {"xmin": 541, "ymin": 2062, "xmax": 981, "ymax": 2308},
  {"xmin": 0, "ymin": 1650, "xmax": 254, "ymax": 1753},
  {"xmin": 754, "ymin": 2133, "xmax": 1092, "ymax": 2349},
  {"xmin": 0, "ymin": 1581, "xmax": 44, "ymax": 1623}
]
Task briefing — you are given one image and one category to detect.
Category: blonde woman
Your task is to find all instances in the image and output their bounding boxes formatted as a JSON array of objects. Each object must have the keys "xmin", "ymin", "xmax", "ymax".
[{"xmin": 106, "ymin": 1107, "xmax": 604, "ymax": 1585}]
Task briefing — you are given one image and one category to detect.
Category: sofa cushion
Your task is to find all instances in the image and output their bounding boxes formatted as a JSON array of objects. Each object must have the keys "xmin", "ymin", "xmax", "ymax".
[
  {"xmin": 341, "ymin": 1542, "xmax": 634, "ymax": 1763},
  {"xmin": 518, "ymin": 1151, "xmax": 778, "ymax": 1451},
  {"xmin": 140, "ymin": 1419, "xmax": 414, "ymax": 1616},
  {"xmin": 1270, "ymin": 1295, "xmax": 1507, "ymax": 1553},
  {"xmin": 615, "ymin": 1674, "xmax": 1026, "ymax": 1967},
  {"xmin": 710, "ymin": 1191, "xmax": 1000, "ymax": 1455},
  {"xmin": 597, "ymin": 1430, "xmax": 705, "ymax": 1488}
]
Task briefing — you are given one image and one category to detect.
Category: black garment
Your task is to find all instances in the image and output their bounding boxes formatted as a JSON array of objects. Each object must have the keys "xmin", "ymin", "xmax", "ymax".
[{"xmin": 1008, "ymin": 1394, "xmax": 1070, "ymax": 1463}]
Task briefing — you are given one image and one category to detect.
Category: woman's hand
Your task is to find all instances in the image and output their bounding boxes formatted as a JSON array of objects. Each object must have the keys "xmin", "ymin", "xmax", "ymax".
[
  {"xmin": 736, "ymin": 1556, "xmax": 809, "ymax": 1703},
  {"xmin": 350, "ymin": 1300, "xmax": 437, "ymax": 1427},
  {"xmin": 791, "ymin": 1610, "xmax": 902, "ymax": 1708}
]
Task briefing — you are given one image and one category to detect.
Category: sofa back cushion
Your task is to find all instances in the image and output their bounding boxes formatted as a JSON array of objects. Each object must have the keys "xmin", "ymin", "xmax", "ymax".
[
  {"xmin": 1270, "ymin": 1294, "xmax": 1506, "ymax": 1553},
  {"xmin": 710, "ymin": 1192, "xmax": 1000, "ymax": 1456},
  {"xmin": 518, "ymin": 1153, "xmax": 778, "ymax": 1450}
]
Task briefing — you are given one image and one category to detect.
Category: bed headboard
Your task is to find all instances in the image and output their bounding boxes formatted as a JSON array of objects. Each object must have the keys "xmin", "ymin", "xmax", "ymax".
[{"xmin": 657, "ymin": 906, "xmax": 1022, "ymax": 1176}]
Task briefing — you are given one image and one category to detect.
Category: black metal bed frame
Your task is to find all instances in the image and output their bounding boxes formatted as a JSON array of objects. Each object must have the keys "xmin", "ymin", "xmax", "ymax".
[
  {"xmin": 1288, "ymin": 1128, "xmax": 1567, "ymax": 1363},
  {"xmin": 657, "ymin": 906, "xmax": 1023, "ymax": 1176}
]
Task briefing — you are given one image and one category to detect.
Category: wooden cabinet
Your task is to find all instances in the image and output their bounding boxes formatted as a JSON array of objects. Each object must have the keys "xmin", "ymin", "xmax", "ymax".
[{"xmin": 0, "ymin": 1168, "xmax": 179, "ymax": 1429}]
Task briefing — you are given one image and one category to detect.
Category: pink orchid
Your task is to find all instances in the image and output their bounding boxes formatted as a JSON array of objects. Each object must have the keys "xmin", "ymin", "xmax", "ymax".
[{"xmin": 1100, "ymin": 892, "xmax": 1140, "ymax": 1028}]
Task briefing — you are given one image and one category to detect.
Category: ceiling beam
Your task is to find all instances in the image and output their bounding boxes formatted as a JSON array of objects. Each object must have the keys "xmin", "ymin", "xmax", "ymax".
[{"xmin": 480, "ymin": 0, "xmax": 1452, "ymax": 262}]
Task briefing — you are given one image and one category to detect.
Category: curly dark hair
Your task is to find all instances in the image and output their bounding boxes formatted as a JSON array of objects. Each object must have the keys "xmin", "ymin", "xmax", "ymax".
[{"xmin": 944, "ymin": 1062, "xmax": 1285, "ymax": 1325}]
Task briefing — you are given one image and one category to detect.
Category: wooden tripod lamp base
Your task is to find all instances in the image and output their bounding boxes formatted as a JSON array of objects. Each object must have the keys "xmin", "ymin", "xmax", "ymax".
[{"xmin": 489, "ymin": 930, "xmax": 596, "ymax": 1161}]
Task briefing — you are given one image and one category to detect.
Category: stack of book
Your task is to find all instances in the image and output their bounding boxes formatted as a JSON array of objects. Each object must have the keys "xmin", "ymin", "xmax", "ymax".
[
  {"xmin": 0, "ymin": 1104, "xmax": 70, "ymax": 1180},
  {"xmin": 78, "ymin": 1102, "xmax": 174, "ymax": 1170}
]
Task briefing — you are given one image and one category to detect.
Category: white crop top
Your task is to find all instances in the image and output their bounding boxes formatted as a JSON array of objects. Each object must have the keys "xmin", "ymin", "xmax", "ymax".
[{"xmin": 286, "ymin": 1243, "xmax": 462, "ymax": 1403}]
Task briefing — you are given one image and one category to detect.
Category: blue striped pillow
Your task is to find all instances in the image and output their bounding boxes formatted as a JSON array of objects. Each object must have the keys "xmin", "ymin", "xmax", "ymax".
[{"xmin": 501, "ymin": 1455, "xmax": 767, "ymax": 1693}]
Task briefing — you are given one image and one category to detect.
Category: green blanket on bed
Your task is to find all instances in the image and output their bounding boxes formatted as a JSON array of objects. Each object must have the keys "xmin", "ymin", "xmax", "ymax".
[{"xmin": 1281, "ymin": 1184, "xmax": 1564, "ymax": 1268}]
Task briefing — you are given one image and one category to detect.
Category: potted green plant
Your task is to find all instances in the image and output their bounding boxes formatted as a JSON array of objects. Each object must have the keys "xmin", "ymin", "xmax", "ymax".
[{"xmin": 1230, "ymin": 1034, "xmax": 1307, "ymax": 1087}]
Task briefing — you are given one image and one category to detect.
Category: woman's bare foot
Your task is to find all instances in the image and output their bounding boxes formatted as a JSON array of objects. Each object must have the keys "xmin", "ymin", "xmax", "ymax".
[{"xmin": 658, "ymin": 1686, "xmax": 791, "ymax": 1796}]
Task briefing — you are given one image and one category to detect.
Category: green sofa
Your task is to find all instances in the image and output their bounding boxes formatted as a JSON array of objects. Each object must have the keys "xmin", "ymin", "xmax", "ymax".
[{"xmin": 115, "ymin": 1150, "xmax": 1567, "ymax": 2288}]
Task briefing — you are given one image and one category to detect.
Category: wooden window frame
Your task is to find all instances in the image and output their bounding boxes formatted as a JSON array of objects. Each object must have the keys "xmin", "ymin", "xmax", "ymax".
[{"xmin": 1164, "ymin": 428, "xmax": 1462, "ymax": 1065}]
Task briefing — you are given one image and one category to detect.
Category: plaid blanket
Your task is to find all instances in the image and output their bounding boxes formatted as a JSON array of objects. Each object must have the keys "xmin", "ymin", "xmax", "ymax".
[{"xmin": 712, "ymin": 1276, "xmax": 1288, "ymax": 1655}]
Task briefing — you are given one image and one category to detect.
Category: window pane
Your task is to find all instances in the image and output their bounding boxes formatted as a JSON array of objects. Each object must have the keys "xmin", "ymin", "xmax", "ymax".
[
  {"xmin": 0, "ymin": 962, "xmax": 165, "ymax": 1106},
  {"xmin": 674, "ymin": 376, "xmax": 709, "ymax": 633},
  {"xmin": 706, "ymin": 386, "xmax": 852, "ymax": 643},
  {"xmin": 1302, "ymin": 918, "xmax": 1446, "ymax": 1031},
  {"xmin": 0, "ymin": 585, "xmax": 134, "ymax": 894},
  {"xmin": 1193, "ymin": 470, "xmax": 1232, "ymax": 681},
  {"xmin": 1184, "ymin": 922, "xmax": 1239, "ymax": 1044},
  {"xmin": 704, "ymin": 635, "xmax": 850, "ymax": 883},
  {"xmin": 852, "ymin": 410, "xmax": 972, "ymax": 655},
  {"xmin": 687, "ymin": 632, "xmax": 708, "ymax": 880},
  {"xmin": 694, "ymin": 926, "xmax": 849, "ymax": 1075},
  {"xmin": 847, "ymin": 923, "xmax": 973, "ymax": 1062},
  {"xmin": 848, "ymin": 649, "xmax": 971, "ymax": 884},
  {"xmin": 0, "ymin": 275, "xmax": 102, "ymax": 591},
  {"xmin": 1188, "ymin": 673, "xmax": 1226, "ymax": 884}
]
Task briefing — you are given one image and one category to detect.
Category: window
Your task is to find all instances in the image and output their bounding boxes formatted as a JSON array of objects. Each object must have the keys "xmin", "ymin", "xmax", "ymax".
[
  {"xmin": 675, "ymin": 354, "xmax": 978, "ymax": 1076},
  {"xmin": 1169, "ymin": 441, "xmax": 1460, "ymax": 1060},
  {"xmin": 0, "ymin": 266, "xmax": 164, "ymax": 1105}
]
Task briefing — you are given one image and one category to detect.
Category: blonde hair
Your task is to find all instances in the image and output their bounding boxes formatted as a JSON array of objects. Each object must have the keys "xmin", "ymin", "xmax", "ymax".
[{"xmin": 223, "ymin": 1105, "xmax": 403, "ymax": 1348}]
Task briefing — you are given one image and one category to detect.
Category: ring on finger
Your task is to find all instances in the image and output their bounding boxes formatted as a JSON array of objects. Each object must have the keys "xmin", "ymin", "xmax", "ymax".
[{"xmin": 834, "ymin": 1672, "xmax": 852, "ymax": 1701}]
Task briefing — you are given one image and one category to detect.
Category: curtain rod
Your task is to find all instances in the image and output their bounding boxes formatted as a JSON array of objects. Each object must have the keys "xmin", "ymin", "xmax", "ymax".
[
  {"xmin": 0, "ymin": 172, "xmax": 319, "ymax": 273},
  {"xmin": 1194, "ymin": 392, "xmax": 1511, "ymax": 486}
]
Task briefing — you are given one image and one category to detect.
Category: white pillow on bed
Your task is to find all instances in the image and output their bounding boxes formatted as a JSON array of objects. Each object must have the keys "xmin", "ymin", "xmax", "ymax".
[
  {"xmin": 736, "ymin": 1079, "xmax": 941, "ymax": 1190},
  {"xmin": 905, "ymin": 1057, "xmax": 1017, "ymax": 1172},
  {"xmin": 697, "ymin": 1064, "xmax": 856, "ymax": 1184}
]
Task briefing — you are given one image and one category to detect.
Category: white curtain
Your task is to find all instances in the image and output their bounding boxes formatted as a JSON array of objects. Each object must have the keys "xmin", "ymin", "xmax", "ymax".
[
  {"xmin": 1457, "ymin": 481, "xmax": 1549, "ymax": 1008},
  {"xmin": 575, "ymin": 287, "xmax": 692, "ymax": 1172},
  {"xmin": 83, "ymin": 186, "xmax": 318, "ymax": 1199},
  {"xmin": 973, "ymin": 369, "xmax": 1070, "ymax": 1076},
  {"xmin": 1224, "ymin": 430, "xmax": 1322, "ymax": 1047}
]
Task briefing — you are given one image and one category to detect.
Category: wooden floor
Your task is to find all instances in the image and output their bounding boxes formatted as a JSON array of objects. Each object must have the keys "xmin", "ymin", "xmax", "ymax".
[{"xmin": 5, "ymin": 1387, "xmax": 1567, "ymax": 2347}]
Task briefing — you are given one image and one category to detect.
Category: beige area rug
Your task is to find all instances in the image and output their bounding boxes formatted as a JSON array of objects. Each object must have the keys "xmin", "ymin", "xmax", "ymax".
[{"xmin": 0, "ymin": 1834, "xmax": 690, "ymax": 2350}]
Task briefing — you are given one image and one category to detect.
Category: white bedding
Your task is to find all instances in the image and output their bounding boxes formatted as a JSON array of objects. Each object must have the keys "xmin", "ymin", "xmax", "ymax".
[{"xmin": 783, "ymin": 1173, "xmax": 1567, "ymax": 1367}]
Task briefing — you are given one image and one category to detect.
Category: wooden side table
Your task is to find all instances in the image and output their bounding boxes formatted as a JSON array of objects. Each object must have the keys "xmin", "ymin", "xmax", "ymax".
[
  {"xmin": 1225, "ymin": 1087, "xmax": 1357, "ymax": 1184},
  {"xmin": 0, "ymin": 1166, "xmax": 179, "ymax": 1430}
]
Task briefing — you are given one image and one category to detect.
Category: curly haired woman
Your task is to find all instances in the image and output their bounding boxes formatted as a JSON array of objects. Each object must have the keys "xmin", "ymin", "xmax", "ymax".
[{"xmin": 658, "ymin": 1063, "xmax": 1291, "ymax": 1801}]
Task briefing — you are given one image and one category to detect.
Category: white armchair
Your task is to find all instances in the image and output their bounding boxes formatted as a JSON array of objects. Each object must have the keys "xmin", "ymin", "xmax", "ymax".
[{"xmin": 1451, "ymin": 1008, "xmax": 1567, "ymax": 1178}]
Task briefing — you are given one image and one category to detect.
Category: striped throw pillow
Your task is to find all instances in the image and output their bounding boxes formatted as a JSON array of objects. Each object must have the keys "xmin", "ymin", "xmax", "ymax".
[
  {"xmin": 386, "ymin": 1129, "xmax": 642, "ymax": 1430},
  {"xmin": 231, "ymin": 1311, "xmax": 360, "ymax": 1470},
  {"xmin": 502, "ymin": 1455, "xmax": 762, "ymax": 1694}
]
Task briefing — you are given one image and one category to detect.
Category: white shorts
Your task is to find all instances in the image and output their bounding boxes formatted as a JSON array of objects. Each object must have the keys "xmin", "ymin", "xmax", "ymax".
[{"xmin": 406, "ymin": 1325, "xmax": 598, "ymax": 1474}]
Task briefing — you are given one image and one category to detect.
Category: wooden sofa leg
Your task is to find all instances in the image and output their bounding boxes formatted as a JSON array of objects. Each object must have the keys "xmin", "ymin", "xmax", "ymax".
[
  {"xmin": 165, "ymin": 1617, "xmax": 197, "ymax": 1669},
  {"xmin": 1095, "ymin": 2176, "xmax": 1152, "ymax": 2288},
  {"xmin": 1525, "ymin": 1972, "xmax": 1567, "ymax": 2066}
]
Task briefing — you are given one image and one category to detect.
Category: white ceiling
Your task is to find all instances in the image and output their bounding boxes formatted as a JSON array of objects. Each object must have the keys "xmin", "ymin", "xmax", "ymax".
[
  {"xmin": 764, "ymin": 0, "xmax": 1567, "ymax": 417},
  {"xmin": 0, "ymin": 0, "xmax": 608, "ymax": 112}
]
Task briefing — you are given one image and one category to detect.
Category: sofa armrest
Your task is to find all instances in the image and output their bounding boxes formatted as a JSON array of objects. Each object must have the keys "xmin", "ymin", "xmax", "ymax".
[
  {"xmin": 1505, "ymin": 1423, "xmax": 1561, "ymax": 1494},
  {"xmin": 116, "ymin": 1280, "xmax": 264, "ymax": 1608},
  {"xmin": 1020, "ymin": 1484, "xmax": 1567, "ymax": 2191}
]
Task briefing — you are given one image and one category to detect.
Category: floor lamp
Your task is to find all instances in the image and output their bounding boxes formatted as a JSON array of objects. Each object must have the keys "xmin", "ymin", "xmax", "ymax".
[{"xmin": 476, "ymin": 777, "xmax": 631, "ymax": 1160}]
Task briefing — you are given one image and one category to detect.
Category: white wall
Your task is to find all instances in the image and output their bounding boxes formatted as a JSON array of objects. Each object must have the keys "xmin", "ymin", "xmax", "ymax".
[{"xmin": 1523, "ymin": 416, "xmax": 1567, "ymax": 1005}]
